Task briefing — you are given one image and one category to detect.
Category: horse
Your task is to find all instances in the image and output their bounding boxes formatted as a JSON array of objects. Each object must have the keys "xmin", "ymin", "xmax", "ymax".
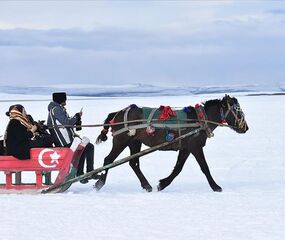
[{"xmin": 95, "ymin": 95, "xmax": 249, "ymax": 192}]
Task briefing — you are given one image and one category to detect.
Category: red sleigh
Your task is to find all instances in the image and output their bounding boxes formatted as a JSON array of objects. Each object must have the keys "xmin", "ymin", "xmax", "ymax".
[{"xmin": 0, "ymin": 137, "xmax": 89, "ymax": 193}]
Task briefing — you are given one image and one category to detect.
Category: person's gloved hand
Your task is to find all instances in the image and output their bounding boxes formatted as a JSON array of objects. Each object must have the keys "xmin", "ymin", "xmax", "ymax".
[
  {"xmin": 75, "ymin": 114, "xmax": 82, "ymax": 131},
  {"xmin": 35, "ymin": 120, "xmax": 48, "ymax": 132},
  {"xmin": 75, "ymin": 112, "xmax": 82, "ymax": 121}
]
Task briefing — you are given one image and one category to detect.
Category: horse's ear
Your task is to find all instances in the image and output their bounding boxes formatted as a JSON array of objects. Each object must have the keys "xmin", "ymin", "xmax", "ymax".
[
  {"xmin": 225, "ymin": 94, "xmax": 233, "ymax": 102},
  {"xmin": 222, "ymin": 94, "xmax": 229, "ymax": 107}
]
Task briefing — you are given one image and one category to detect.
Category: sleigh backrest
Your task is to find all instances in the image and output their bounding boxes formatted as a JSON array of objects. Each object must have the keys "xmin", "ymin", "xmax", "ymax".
[{"xmin": 0, "ymin": 147, "xmax": 71, "ymax": 171}]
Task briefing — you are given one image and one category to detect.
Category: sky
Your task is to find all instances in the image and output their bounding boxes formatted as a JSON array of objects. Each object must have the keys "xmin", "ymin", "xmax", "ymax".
[{"xmin": 1, "ymin": 0, "xmax": 285, "ymax": 88}]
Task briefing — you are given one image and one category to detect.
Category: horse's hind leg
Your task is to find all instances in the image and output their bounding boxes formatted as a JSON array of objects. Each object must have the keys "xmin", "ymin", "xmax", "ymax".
[
  {"xmin": 129, "ymin": 140, "xmax": 152, "ymax": 192},
  {"xmin": 158, "ymin": 149, "xmax": 190, "ymax": 191},
  {"xmin": 95, "ymin": 142, "xmax": 128, "ymax": 191}
]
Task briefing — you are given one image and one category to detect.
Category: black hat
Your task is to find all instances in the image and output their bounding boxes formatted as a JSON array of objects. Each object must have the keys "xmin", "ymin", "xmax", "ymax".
[
  {"xmin": 6, "ymin": 104, "xmax": 24, "ymax": 116},
  {"xmin": 53, "ymin": 92, "xmax": 67, "ymax": 104}
]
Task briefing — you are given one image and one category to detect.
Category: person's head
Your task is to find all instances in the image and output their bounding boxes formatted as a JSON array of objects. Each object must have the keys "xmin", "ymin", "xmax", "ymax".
[
  {"xmin": 52, "ymin": 92, "xmax": 67, "ymax": 106},
  {"xmin": 6, "ymin": 104, "xmax": 26, "ymax": 117}
]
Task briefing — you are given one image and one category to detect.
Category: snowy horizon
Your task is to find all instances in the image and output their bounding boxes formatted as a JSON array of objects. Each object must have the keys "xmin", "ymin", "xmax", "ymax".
[{"xmin": 0, "ymin": 82, "xmax": 284, "ymax": 98}]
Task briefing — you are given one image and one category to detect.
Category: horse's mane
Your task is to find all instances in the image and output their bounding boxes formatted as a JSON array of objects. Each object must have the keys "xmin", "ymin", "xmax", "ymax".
[{"xmin": 202, "ymin": 99, "xmax": 221, "ymax": 109}]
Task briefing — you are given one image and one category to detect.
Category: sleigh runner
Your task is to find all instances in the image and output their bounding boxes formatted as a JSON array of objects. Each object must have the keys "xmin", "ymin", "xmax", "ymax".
[{"xmin": 0, "ymin": 137, "xmax": 88, "ymax": 193}]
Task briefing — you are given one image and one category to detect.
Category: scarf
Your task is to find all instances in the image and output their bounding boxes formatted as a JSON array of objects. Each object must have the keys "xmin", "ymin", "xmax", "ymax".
[
  {"xmin": 9, "ymin": 109, "xmax": 34, "ymax": 130},
  {"xmin": 3, "ymin": 110, "xmax": 36, "ymax": 147}
]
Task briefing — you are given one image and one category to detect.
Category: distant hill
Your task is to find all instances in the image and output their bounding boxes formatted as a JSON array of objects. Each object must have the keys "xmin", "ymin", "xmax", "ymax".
[{"xmin": 0, "ymin": 83, "xmax": 284, "ymax": 97}]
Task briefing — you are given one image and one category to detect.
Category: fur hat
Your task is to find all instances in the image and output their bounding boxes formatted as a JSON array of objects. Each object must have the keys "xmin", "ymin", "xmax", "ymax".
[
  {"xmin": 6, "ymin": 104, "xmax": 24, "ymax": 116},
  {"xmin": 52, "ymin": 92, "xmax": 67, "ymax": 104}
]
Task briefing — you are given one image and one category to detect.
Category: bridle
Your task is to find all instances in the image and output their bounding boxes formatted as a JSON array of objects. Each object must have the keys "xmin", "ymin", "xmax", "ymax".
[{"xmin": 220, "ymin": 100, "xmax": 247, "ymax": 131}]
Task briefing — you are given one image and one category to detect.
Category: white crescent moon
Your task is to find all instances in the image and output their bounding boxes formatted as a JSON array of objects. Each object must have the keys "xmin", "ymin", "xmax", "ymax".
[{"xmin": 38, "ymin": 149, "xmax": 57, "ymax": 168}]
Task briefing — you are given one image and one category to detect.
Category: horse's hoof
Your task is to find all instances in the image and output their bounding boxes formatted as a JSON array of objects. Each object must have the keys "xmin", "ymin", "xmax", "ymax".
[
  {"xmin": 157, "ymin": 183, "xmax": 165, "ymax": 192},
  {"xmin": 94, "ymin": 180, "xmax": 105, "ymax": 191},
  {"xmin": 142, "ymin": 185, "xmax": 152, "ymax": 192},
  {"xmin": 213, "ymin": 186, "xmax": 223, "ymax": 192},
  {"xmin": 157, "ymin": 179, "xmax": 168, "ymax": 191},
  {"xmin": 145, "ymin": 186, "xmax": 152, "ymax": 192}
]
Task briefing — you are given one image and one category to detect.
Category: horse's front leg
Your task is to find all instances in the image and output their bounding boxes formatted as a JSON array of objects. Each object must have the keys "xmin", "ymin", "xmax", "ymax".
[
  {"xmin": 158, "ymin": 149, "xmax": 190, "ymax": 191},
  {"xmin": 129, "ymin": 140, "xmax": 152, "ymax": 192},
  {"xmin": 95, "ymin": 143, "xmax": 127, "ymax": 191},
  {"xmin": 192, "ymin": 147, "xmax": 222, "ymax": 192}
]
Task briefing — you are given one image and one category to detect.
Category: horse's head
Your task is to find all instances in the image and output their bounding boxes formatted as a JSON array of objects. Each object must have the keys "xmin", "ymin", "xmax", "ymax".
[{"xmin": 221, "ymin": 95, "xmax": 249, "ymax": 133}]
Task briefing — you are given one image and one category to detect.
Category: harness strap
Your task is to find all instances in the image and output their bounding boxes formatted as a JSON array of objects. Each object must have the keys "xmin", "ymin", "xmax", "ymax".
[
  {"xmin": 201, "ymin": 106, "xmax": 214, "ymax": 138},
  {"xmin": 112, "ymin": 105, "xmax": 216, "ymax": 138},
  {"xmin": 112, "ymin": 122, "xmax": 201, "ymax": 136},
  {"xmin": 111, "ymin": 107, "xmax": 133, "ymax": 136},
  {"xmin": 195, "ymin": 105, "xmax": 214, "ymax": 138},
  {"xmin": 124, "ymin": 107, "xmax": 131, "ymax": 129},
  {"xmin": 176, "ymin": 113, "xmax": 182, "ymax": 148},
  {"xmin": 147, "ymin": 108, "xmax": 158, "ymax": 127}
]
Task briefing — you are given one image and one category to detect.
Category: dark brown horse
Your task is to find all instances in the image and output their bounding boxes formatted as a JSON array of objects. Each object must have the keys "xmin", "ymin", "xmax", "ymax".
[{"xmin": 95, "ymin": 95, "xmax": 249, "ymax": 192}]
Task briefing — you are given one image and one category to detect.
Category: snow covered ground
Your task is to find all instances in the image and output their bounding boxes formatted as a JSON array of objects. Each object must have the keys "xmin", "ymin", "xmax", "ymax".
[{"xmin": 0, "ymin": 93, "xmax": 284, "ymax": 240}]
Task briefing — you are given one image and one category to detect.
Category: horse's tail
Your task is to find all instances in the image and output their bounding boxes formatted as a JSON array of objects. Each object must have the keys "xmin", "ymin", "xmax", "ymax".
[{"xmin": 96, "ymin": 111, "xmax": 117, "ymax": 144}]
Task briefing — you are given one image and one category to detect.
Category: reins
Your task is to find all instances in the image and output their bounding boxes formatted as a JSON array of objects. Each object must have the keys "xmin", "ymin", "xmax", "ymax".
[
  {"xmin": 44, "ymin": 118, "xmax": 235, "ymax": 130},
  {"xmin": 44, "ymin": 100, "xmax": 244, "ymax": 133}
]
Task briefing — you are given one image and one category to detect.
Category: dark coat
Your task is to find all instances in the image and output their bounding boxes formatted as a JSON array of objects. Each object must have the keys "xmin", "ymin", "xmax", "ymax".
[
  {"xmin": 0, "ymin": 140, "xmax": 5, "ymax": 156},
  {"xmin": 47, "ymin": 101, "xmax": 80, "ymax": 147},
  {"xmin": 5, "ymin": 119, "xmax": 34, "ymax": 160}
]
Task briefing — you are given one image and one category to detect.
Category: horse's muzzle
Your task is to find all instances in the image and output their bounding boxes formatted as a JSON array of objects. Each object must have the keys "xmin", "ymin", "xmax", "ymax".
[{"xmin": 236, "ymin": 121, "xmax": 249, "ymax": 133}]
